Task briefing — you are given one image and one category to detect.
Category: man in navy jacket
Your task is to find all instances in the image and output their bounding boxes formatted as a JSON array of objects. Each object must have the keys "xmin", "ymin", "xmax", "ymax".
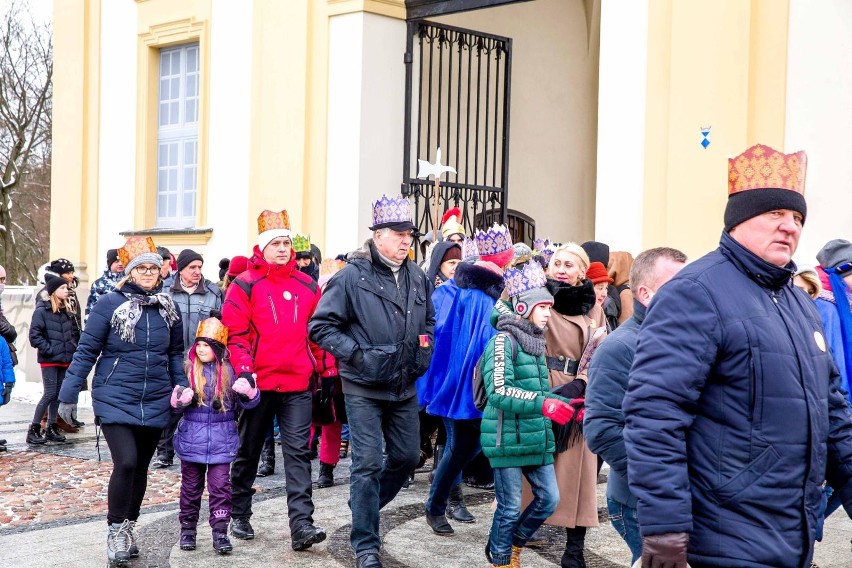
[
  {"xmin": 623, "ymin": 144, "xmax": 852, "ymax": 568},
  {"xmin": 584, "ymin": 247, "xmax": 686, "ymax": 564}
]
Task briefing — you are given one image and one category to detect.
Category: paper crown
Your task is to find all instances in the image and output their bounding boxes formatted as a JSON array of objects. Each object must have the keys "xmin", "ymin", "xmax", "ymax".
[
  {"xmin": 441, "ymin": 207, "xmax": 465, "ymax": 239},
  {"xmin": 292, "ymin": 234, "xmax": 311, "ymax": 253},
  {"xmin": 118, "ymin": 236, "xmax": 158, "ymax": 267},
  {"xmin": 533, "ymin": 238, "xmax": 551, "ymax": 252},
  {"xmin": 371, "ymin": 195, "xmax": 413, "ymax": 229},
  {"xmin": 319, "ymin": 258, "xmax": 346, "ymax": 278},
  {"xmin": 461, "ymin": 237, "xmax": 479, "ymax": 260},
  {"xmin": 475, "ymin": 224, "xmax": 512, "ymax": 257},
  {"xmin": 728, "ymin": 144, "xmax": 807, "ymax": 195},
  {"xmin": 504, "ymin": 261, "xmax": 548, "ymax": 298},
  {"xmin": 257, "ymin": 209, "xmax": 291, "ymax": 234},
  {"xmin": 196, "ymin": 317, "xmax": 228, "ymax": 346}
]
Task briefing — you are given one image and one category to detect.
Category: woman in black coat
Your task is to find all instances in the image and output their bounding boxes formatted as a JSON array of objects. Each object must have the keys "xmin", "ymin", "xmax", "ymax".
[{"xmin": 27, "ymin": 274, "xmax": 80, "ymax": 445}]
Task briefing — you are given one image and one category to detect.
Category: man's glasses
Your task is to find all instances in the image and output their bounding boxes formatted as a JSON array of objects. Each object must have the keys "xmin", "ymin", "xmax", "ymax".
[{"xmin": 134, "ymin": 266, "xmax": 159, "ymax": 275}]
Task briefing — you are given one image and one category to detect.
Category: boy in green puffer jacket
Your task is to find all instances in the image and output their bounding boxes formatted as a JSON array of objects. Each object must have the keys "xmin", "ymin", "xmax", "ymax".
[{"xmin": 481, "ymin": 262, "xmax": 576, "ymax": 568}]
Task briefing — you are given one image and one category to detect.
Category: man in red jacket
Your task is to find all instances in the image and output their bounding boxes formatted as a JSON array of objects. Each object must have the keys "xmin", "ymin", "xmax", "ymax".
[{"xmin": 222, "ymin": 209, "xmax": 335, "ymax": 551}]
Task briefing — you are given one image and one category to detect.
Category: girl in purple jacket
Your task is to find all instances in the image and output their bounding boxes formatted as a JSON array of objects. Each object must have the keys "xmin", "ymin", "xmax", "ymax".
[{"xmin": 170, "ymin": 317, "xmax": 259, "ymax": 554}]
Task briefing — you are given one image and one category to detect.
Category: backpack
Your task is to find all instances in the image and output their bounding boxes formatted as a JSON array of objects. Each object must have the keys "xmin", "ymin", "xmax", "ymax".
[{"xmin": 472, "ymin": 333, "xmax": 518, "ymax": 411}]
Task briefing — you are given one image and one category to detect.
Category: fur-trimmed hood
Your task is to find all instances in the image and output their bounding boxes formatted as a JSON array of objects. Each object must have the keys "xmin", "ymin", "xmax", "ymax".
[{"xmin": 455, "ymin": 262, "xmax": 505, "ymax": 300}]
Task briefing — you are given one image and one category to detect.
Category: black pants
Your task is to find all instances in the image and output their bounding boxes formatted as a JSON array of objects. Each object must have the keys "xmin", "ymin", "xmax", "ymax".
[
  {"xmin": 155, "ymin": 412, "xmax": 181, "ymax": 461},
  {"xmin": 33, "ymin": 366, "xmax": 66, "ymax": 425},
  {"xmin": 230, "ymin": 390, "xmax": 314, "ymax": 535},
  {"xmin": 101, "ymin": 424, "xmax": 162, "ymax": 524}
]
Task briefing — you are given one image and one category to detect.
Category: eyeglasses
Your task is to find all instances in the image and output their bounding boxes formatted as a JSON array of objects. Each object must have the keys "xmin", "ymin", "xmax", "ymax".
[{"xmin": 134, "ymin": 266, "xmax": 159, "ymax": 275}]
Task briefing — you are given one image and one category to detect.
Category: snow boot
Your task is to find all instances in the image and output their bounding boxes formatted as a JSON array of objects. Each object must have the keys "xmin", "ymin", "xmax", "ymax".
[
  {"xmin": 26, "ymin": 423, "xmax": 46, "ymax": 445},
  {"xmin": 107, "ymin": 520, "xmax": 132, "ymax": 566},
  {"xmin": 316, "ymin": 461, "xmax": 335, "ymax": 488},
  {"xmin": 45, "ymin": 423, "xmax": 67, "ymax": 443},
  {"xmin": 447, "ymin": 484, "xmax": 475, "ymax": 523}
]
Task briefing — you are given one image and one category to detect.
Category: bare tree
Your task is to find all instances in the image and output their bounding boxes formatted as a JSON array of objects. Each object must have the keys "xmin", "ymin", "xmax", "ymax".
[{"xmin": 0, "ymin": 0, "xmax": 52, "ymax": 285}]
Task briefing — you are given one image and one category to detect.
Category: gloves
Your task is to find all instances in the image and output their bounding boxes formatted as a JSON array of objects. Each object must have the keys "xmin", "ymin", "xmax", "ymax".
[
  {"xmin": 541, "ymin": 397, "xmax": 575, "ymax": 425},
  {"xmin": 58, "ymin": 402, "xmax": 77, "ymax": 425},
  {"xmin": 552, "ymin": 378, "xmax": 586, "ymax": 400},
  {"xmin": 238, "ymin": 371, "xmax": 256, "ymax": 389},
  {"xmin": 232, "ymin": 377, "xmax": 258, "ymax": 399},
  {"xmin": 1, "ymin": 383, "xmax": 12, "ymax": 406},
  {"xmin": 170, "ymin": 385, "xmax": 194, "ymax": 409},
  {"xmin": 320, "ymin": 376, "xmax": 336, "ymax": 401},
  {"xmin": 570, "ymin": 397, "xmax": 585, "ymax": 423},
  {"xmin": 641, "ymin": 532, "xmax": 689, "ymax": 568}
]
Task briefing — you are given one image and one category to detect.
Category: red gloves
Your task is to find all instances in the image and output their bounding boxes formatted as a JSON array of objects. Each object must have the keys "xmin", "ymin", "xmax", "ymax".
[
  {"xmin": 170, "ymin": 385, "xmax": 194, "ymax": 409},
  {"xmin": 641, "ymin": 532, "xmax": 689, "ymax": 568},
  {"xmin": 541, "ymin": 398, "xmax": 575, "ymax": 425},
  {"xmin": 570, "ymin": 397, "xmax": 585, "ymax": 423}
]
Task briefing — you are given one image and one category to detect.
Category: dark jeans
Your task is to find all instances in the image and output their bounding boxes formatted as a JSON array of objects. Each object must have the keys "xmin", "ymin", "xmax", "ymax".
[
  {"xmin": 155, "ymin": 412, "xmax": 181, "ymax": 461},
  {"xmin": 607, "ymin": 497, "xmax": 641, "ymax": 564},
  {"xmin": 101, "ymin": 424, "xmax": 162, "ymax": 524},
  {"xmin": 33, "ymin": 366, "xmax": 66, "ymax": 425},
  {"xmin": 231, "ymin": 390, "xmax": 314, "ymax": 535},
  {"xmin": 346, "ymin": 394, "xmax": 420, "ymax": 557},
  {"xmin": 426, "ymin": 418, "xmax": 481, "ymax": 515},
  {"xmin": 489, "ymin": 464, "xmax": 560, "ymax": 566},
  {"xmin": 180, "ymin": 461, "xmax": 232, "ymax": 533}
]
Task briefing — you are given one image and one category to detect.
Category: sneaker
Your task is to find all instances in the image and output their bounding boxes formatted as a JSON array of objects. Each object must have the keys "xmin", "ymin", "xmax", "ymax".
[
  {"xmin": 213, "ymin": 532, "xmax": 233, "ymax": 554},
  {"xmin": 179, "ymin": 530, "xmax": 196, "ymax": 551},
  {"xmin": 107, "ymin": 520, "xmax": 132, "ymax": 565},
  {"xmin": 152, "ymin": 457, "xmax": 173, "ymax": 468},
  {"xmin": 230, "ymin": 517, "xmax": 254, "ymax": 540},
  {"xmin": 291, "ymin": 524, "xmax": 326, "ymax": 551},
  {"xmin": 127, "ymin": 520, "xmax": 139, "ymax": 557}
]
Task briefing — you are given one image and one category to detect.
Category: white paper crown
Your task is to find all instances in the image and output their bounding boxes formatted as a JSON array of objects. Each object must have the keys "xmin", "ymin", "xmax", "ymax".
[
  {"xmin": 474, "ymin": 223, "xmax": 512, "ymax": 257},
  {"xmin": 371, "ymin": 194, "xmax": 413, "ymax": 228}
]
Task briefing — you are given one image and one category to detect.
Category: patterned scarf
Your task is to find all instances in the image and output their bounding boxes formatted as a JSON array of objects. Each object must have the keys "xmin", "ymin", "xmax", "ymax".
[{"xmin": 110, "ymin": 290, "xmax": 180, "ymax": 343}]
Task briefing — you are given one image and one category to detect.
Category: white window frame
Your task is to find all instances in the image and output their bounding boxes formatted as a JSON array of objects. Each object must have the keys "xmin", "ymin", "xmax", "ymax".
[{"xmin": 156, "ymin": 43, "xmax": 200, "ymax": 228}]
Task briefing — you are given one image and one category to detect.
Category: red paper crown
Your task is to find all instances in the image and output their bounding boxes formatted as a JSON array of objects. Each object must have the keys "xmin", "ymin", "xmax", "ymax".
[{"xmin": 728, "ymin": 144, "xmax": 806, "ymax": 196}]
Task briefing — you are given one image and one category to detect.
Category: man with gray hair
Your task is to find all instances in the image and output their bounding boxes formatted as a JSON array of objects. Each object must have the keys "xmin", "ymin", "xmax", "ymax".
[
  {"xmin": 584, "ymin": 247, "xmax": 687, "ymax": 564},
  {"xmin": 309, "ymin": 194, "xmax": 435, "ymax": 568}
]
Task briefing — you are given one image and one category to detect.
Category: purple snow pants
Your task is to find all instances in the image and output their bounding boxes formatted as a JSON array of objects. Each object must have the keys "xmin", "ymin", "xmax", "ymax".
[{"xmin": 179, "ymin": 461, "xmax": 232, "ymax": 533}]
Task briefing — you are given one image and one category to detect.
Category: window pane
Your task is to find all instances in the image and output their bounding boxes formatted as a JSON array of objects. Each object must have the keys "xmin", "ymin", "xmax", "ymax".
[
  {"xmin": 168, "ymin": 142, "xmax": 178, "ymax": 167},
  {"xmin": 168, "ymin": 193, "xmax": 177, "ymax": 218},
  {"xmin": 158, "ymin": 194, "xmax": 168, "ymax": 219},
  {"xmin": 183, "ymin": 190, "xmax": 195, "ymax": 218},
  {"xmin": 186, "ymin": 47, "xmax": 197, "ymax": 72},
  {"xmin": 186, "ymin": 75, "xmax": 196, "ymax": 97},
  {"xmin": 170, "ymin": 101, "xmax": 179, "ymax": 125},
  {"xmin": 185, "ymin": 140, "xmax": 197, "ymax": 165},
  {"xmin": 183, "ymin": 165, "xmax": 196, "ymax": 191},
  {"xmin": 158, "ymin": 169, "xmax": 167, "ymax": 192},
  {"xmin": 185, "ymin": 100, "xmax": 196, "ymax": 124},
  {"xmin": 171, "ymin": 51, "xmax": 180, "ymax": 75}
]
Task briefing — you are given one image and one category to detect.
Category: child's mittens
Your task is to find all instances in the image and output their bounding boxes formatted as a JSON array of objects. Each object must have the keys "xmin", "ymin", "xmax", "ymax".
[
  {"xmin": 171, "ymin": 385, "xmax": 194, "ymax": 409},
  {"xmin": 237, "ymin": 371, "xmax": 257, "ymax": 388},
  {"xmin": 541, "ymin": 397, "xmax": 575, "ymax": 425},
  {"xmin": 232, "ymin": 377, "xmax": 258, "ymax": 400}
]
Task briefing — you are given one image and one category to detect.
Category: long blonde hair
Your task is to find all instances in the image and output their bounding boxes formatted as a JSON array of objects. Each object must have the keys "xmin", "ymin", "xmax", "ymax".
[{"xmin": 184, "ymin": 345, "xmax": 231, "ymax": 412}]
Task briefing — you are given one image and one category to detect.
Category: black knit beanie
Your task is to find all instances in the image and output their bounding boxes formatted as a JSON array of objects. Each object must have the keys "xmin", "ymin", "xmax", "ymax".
[
  {"xmin": 106, "ymin": 249, "xmax": 119, "ymax": 267},
  {"xmin": 724, "ymin": 188, "xmax": 807, "ymax": 232},
  {"xmin": 177, "ymin": 249, "xmax": 204, "ymax": 272},
  {"xmin": 44, "ymin": 273, "xmax": 66, "ymax": 296}
]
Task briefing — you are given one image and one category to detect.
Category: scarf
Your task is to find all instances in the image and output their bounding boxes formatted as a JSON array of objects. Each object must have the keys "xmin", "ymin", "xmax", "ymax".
[
  {"xmin": 495, "ymin": 313, "xmax": 546, "ymax": 356},
  {"xmin": 547, "ymin": 278, "xmax": 596, "ymax": 316},
  {"xmin": 110, "ymin": 288, "xmax": 180, "ymax": 343}
]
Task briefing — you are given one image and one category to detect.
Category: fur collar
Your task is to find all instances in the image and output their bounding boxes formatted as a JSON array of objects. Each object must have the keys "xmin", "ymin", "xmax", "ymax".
[
  {"xmin": 455, "ymin": 262, "xmax": 505, "ymax": 300},
  {"xmin": 547, "ymin": 278, "xmax": 596, "ymax": 316}
]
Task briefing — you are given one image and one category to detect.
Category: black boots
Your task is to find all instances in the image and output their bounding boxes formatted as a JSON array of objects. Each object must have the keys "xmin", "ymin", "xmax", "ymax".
[
  {"xmin": 447, "ymin": 484, "xmax": 475, "ymax": 523},
  {"xmin": 425, "ymin": 506, "xmax": 454, "ymax": 536},
  {"xmin": 561, "ymin": 526, "xmax": 587, "ymax": 568},
  {"xmin": 230, "ymin": 517, "xmax": 254, "ymax": 540},
  {"xmin": 26, "ymin": 423, "xmax": 45, "ymax": 445},
  {"xmin": 213, "ymin": 531, "xmax": 233, "ymax": 554},
  {"xmin": 429, "ymin": 445, "xmax": 444, "ymax": 483},
  {"xmin": 291, "ymin": 524, "xmax": 327, "ymax": 551},
  {"xmin": 257, "ymin": 437, "xmax": 275, "ymax": 477},
  {"xmin": 316, "ymin": 461, "xmax": 335, "ymax": 488},
  {"xmin": 45, "ymin": 423, "xmax": 66, "ymax": 443}
]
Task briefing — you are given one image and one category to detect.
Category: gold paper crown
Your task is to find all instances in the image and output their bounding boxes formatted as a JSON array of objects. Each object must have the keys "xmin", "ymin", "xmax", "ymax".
[
  {"xmin": 118, "ymin": 236, "xmax": 157, "ymax": 267},
  {"xmin": 292, "ymin": 234, "xmax": 311, "ymax": 253},
  {"xmin": 196, "ymin": 317, "xmax": 228, "ymax": 346},
  {"xmin": 728, "ymin": 144, "xmax": 807, "ymax": 195},
  {"xmin": 257, "ymin": 209, "xmax": 291, "ymax": 234},
  {"xmin": 319, "ymin": 258, "xmax": 346, "ymax": 278}
]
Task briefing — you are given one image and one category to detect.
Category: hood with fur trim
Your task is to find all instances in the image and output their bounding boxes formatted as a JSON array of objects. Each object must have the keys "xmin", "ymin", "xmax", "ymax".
[{"xmin": 455, "ymin": 261, "xmax": 504, "ymax": 300}]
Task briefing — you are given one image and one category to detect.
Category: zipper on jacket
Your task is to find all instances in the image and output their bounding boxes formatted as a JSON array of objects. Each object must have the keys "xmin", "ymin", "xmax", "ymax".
[
  {"xmin": 515, "ymin": 414, "xmax": 521, "ymax": 444},
  {"xmin": 496, "ymin": 410, "xmax": 504, "ymax": 448},
  {"xmin": 268, "ymin": 294, "xmax": 279, "ymax": 325},
  {"xmin": 293, "ymin": 293, "xmax": 299, "ymax": 323},
  {"xmin": 141, "ymin": 312, "xmax": 149, "ymax": 425},
  {"xmin": 104, "ymin": 358, "xmax": 120, "ymax": 385}
]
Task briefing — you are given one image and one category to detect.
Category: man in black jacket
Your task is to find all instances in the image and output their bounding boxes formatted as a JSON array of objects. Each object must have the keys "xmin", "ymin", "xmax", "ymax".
[{"xmin": 309, "ymin": 195, "xmax": 435, "ymax": 568}]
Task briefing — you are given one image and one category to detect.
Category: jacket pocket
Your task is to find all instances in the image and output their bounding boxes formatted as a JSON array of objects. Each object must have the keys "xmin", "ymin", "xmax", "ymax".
[
  {"xmin": 103, "ymin": 358, "xmax": 120, "ymax": 386},
  {"xmin": 748, "ymin": 346, "xmax": 764, "ymax": 425},
  {"xmin": 351, "ymin": 343, "xmax": 402, "ymax": 386},
  {"xmin": 413, "ymin": 344, "xmax": 433, "ymax": 377},
  {"xmin": 708, "ymin": 444, "xmax": 781, "ymax": 505}
]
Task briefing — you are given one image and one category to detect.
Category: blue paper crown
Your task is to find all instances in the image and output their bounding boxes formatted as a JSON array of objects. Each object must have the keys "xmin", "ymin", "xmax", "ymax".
[
  {"xmin": 371, "ymin": 194, "xmax": 412, "ymax": 228},
  {"xmin": 461, "ymin": 238, "xmax": 479, "ymax": 260},
  {"xmin": 474, "ymin": 224, "xmax": 512, "ymax": 257},
  {"xmin": 504, "ymin": 261, "xmax": 548, "ymax": 298}
]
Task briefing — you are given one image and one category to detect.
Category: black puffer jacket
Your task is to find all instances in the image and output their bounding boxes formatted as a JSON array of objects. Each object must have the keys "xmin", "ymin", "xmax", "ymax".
[
  {"xmin": 29, "ymin": 300, "xmax": 80, "ymax": 364},
  {"xmin": 309, "ymin": 240, "xmax": 435, "ymax": 401}
]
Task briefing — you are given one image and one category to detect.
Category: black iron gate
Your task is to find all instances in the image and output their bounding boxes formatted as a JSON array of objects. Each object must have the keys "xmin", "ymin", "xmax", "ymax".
[{"xmin": 402, "ymin": 20, "xmax": 514, "ymax": 249}]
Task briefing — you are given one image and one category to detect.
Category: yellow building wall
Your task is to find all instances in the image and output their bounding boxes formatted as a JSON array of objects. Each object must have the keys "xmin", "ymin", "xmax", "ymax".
[{"xmin": 642, "ymin": 0, "xmax": 790, "ymax": 260}]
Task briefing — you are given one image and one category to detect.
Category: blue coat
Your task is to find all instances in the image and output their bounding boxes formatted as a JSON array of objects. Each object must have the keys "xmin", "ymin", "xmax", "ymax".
[
  {"xmin": 623, "ymin": 232, "xmax": 852, "ymax": 568},
  {"xmin": 0, "ymin": 339, "xmax": 14, "ymax": 387},
  {"xmin": 815, "ymin": 294, "xmax": 851, "ymax": 402},
  {"xmin": 584, "ymin": 301, "xmax": 645, "ymax": 509},
  {"xmin": 418, "ymin": 262, "xmax": 504, "ymax": 420},
  {"xmin": 59, "ymin": 281, "xmax": 188, "ymax": 429},
  {"xmin": 174, "ymin": 361, "xmax": 259, "ymax": 464}
]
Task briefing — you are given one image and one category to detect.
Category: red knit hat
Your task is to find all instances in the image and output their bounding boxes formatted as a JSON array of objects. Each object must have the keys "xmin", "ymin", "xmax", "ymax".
[
  {"xmin": 227, "ymin": 255, "xmax": 250, "ymax": 278},
  {"xmin": 586, "ymin": 262, "xmax": 613, "ymax": 285}
]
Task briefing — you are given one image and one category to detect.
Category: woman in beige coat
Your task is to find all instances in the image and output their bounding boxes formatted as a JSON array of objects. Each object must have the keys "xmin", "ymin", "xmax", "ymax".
[{"xmin": 539, "ymin": 242, "xmax": 606, "ymax": 568}]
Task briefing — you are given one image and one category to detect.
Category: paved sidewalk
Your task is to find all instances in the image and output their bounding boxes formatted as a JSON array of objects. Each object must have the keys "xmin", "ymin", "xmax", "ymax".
[{"xmin": 0, "ymin": 398, "xmax": 849, "ymax": 567}]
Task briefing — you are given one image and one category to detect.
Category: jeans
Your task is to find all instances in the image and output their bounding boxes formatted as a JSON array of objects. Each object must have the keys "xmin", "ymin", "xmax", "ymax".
[
  {"xmin": 346, "ymin": 394, "xmax": 420, "ymax": 557},
  {"xmin": 33, "ymin": 366, "xmax": 66, "ymax": 425},
  {"xmin": 488, "ymin": 464, "xmax": 560, "ymax": 566},
  {"xmin": 607, "ymin": 497, "xmax": 642, "ymax": 564},
  {"xmin": 426, "ymin": 418, "xmax": 480, "ymax": 515}
]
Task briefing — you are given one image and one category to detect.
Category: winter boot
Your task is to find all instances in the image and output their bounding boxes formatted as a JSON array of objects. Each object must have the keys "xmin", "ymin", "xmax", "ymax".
[
  {"xmin": 316, "ymin": 461, "xmax": 335, "ymax": 488},
  {"xmin": 45, "ymin": 423, "xmax": 67, "ymax": 443},
  {"xmin": 127, "ymin": 520, "xmax": 139, "ymax": 557},
  {"xmin": 107, "ymin": 520, "xmax": 132, "ymax": 566},
  {"xmin": 429, "ymin": 445, "xmax": 444, "ymax": 483},
  {"xmin": 257, "ymin": 438, "xmax": 275, "ymax": 477},
  {"xmin": 510, "ymin": 545, "xmax": 523, "ymax": 568},
  {"xmin": 447, "ymin": 483, "xmax": 476, "ymax": 523},
  {"xmin": 26, "ymin": 423, "xmax": 46, "ymax": 445},
  {"xmin": 179, "ymin": 526, "xmax": 197, "ymax": 551},
  {"xmin": 213, "ymin": 531, "xmax": 233, "ymax": 554},
  {"xmin": 561, "ymin": 526, "xmax": 587, "ymax": 568},
  {"xmin": 424, "ymin": 506, "xmax": 454, "ymax": 536}
]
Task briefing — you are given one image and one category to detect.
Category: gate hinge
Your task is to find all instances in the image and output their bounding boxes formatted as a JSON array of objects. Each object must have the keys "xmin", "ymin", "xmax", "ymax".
[{"xmin": 404, "ymin": 51, "xmax": 412, "ymax": 64}]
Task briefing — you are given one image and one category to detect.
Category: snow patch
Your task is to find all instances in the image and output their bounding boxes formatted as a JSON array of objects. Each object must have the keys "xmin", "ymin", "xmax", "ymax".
[{"xmin": 11, "ymin": 372, "xmax": 93, "ymax": 408}]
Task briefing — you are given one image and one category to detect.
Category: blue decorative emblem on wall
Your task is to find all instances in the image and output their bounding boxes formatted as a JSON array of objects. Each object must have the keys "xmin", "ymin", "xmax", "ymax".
[{"xmin": 700, "ymin": 126, "xmax": 711, "ymax": 149}]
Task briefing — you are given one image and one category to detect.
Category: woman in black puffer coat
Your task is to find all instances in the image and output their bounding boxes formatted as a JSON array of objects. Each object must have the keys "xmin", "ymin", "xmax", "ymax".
[{"xmin": 27, "ymin": 274, "xmax": 81, "ymax": 445}]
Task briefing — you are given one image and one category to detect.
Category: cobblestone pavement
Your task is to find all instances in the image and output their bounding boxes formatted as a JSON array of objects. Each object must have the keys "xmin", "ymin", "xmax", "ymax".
[{"xmin": 0, "ymin": 399, "xmax": 849, "ymax": 567}]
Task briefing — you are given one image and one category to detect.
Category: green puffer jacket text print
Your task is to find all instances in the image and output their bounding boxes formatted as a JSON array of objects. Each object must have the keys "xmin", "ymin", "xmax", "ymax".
[{"xmin": 480, "ymin": 332, "xmax": 559, "ymax": 468}]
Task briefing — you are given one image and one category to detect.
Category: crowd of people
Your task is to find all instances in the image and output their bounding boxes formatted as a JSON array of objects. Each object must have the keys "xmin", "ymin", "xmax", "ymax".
[{"xmin": 0, "ymin": 142, "xmax": 850, "ymax": 568}]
